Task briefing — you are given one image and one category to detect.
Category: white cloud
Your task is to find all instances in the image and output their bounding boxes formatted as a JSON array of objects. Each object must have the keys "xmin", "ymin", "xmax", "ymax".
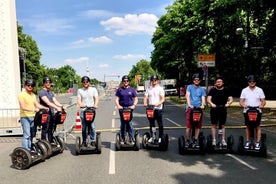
[
  {"xmin": 64, "ymin": 57, "xmax": 89, "ymax": 64},
  {"xmin": 100, "ymin": 13, "xmax": 158, "ymax": 35},
  {"xmin": 71, "ymin": 36, "xmax": 112, "ymax": 47},
  {"xmin": 88, "ymin": 36, "xmax": 112, "ymax": 43},
  {"xmin": 99, "ymin": 64, "xmax": 109, "ymax": 68},
  {"xmin": 24, "ymin": 16, "xmax": 74, "ymax": 33},
  {"xmin": 79, "ymin": 10, "xmax": 116, "ymax": 19},
  {"xmin": 112, "ymin": 54, "xmax": 145, "ymax": 60}
]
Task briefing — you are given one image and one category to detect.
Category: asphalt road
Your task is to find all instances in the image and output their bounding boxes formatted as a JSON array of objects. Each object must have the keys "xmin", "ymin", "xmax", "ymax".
[{"xmin": 1, "ymin": 93, "xmax": 275, "ymax": 184}]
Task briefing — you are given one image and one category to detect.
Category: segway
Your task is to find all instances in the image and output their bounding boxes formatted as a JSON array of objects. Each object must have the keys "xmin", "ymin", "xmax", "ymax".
[
  {"xmin": 10, "ymin": 110, "xmax": 49, "ymax": 169},
  {"xmin": 237, "ymin": 107, "xmax": 267, "ymax": 157},
  {"xmin": 178, "ymin": 107, "xmax": 206, "ymax": 155},
  {"xmin": 142, "ymin": 105, "xmax": 169, "ymax": 151},
  {"xmin": 206, "ymin": 105, "xmax": 234, "ymax": 153},
  {"xmin": 115, "ymin": 107, "xmax": 140, "ymax": 151},
  {"xmin": 75, "ymin": 107, "xmax": 101, "ymax": 155}
]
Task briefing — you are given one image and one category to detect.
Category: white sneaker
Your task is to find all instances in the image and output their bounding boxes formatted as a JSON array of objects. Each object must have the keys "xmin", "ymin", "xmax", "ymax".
[
  {"xmin": 158, "ymin": 138, "xmax": 162, "ymax": 143},
  {"xmin": 222, "ymin": 139, "xmax": 227, "ymax": 146},
  {"xmin": 212, "ymin": 139, "xmax": 216, "ymax": 146},
  {"xmin": 255, "ymin": 142, "xmax": 260, "ymax": 150},
  {"xmin": 244, "ymin": 141, "xmax": 250, "ymax": 149},
  {"xmin": 148, "ymin": 137, "xmax": 153, "ymax": 143}
]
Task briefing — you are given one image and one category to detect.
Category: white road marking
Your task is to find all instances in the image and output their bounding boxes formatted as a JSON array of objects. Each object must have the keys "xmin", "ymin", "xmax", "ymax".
[
  {"xmin": 226, "ymin": 154, "xmax": 258, "ymax": 170},
  {"xmin": 109, "ymin": 142, "xmax": 115, "ymax": 174},
  {"xmin": 112, "ymin": 119, "xmax": 115, "ymax": 128},
  {"xmin": 166, "ymin": 118, "xmax": 182, "ymax": 127}
]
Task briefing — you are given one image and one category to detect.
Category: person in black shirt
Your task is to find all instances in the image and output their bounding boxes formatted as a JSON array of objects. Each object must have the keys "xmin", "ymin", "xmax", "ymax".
[{"xmin": 207, "ymin": 76, "xmax": 233, "ymax": 146}]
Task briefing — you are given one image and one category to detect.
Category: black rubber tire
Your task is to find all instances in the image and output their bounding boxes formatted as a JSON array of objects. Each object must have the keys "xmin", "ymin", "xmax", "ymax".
[
  {"xmin": 55, "ymin": 136, "xmax": 65, "ymax": 153},
  {"xmin": 115, "ymin": 133, "xmax": 121, "ymax": 151},
  {"xmin": 142, "ymin": 132, "xmax": 150, "ymax": 149},
  {"xmin": 134, "ymin": 132, "xmax": 140, "ymax": 151},
  {"xmin": 206, "ymin": 134, "xmax": 213, "ymax": 153},
  {"xmin": 237, "ymin": 136, "xmax": 244, "ymax": 155},
  {"xmin": 178, "ymin": 136, "xmax": 185, "ymax": 155},
  {"xmin": 96, "ymin": 133, "xmax": 102, "ymax": 154},
  {"xmin": 75, "ymin": 136, "xmax": 81, "ymax": 155},
  {"xmin": 36, "ymin": 141, "xmax": 48, "ymax": 161},
  {"xmin": 39, "ymin": 140, "xmax": 53, "ymax": 158},
  {"xmin": 11, "ymin": 147, "xmax": 32, "ymax": 170},
  {"xmin": 227, "ymin": 135, "xmax": 234, "ymax": 153}
]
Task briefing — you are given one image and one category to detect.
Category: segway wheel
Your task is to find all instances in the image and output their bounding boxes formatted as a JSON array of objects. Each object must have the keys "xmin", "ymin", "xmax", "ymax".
[
  {"xmin": 142, "ymin": 132, "xmax": 150, "ymax": 149},
  {"xmin": 206, "ymin": 134, "xmax": 213, "ymax": 153},
  {"xmin": 260, "ymin": 134, "xmax": 267, "ymax": 158},
  {"xmin": 39, "ymin": 140, "xmax": 53, "ymax": 158},
  {"xmin": 227, "ymin": 135, "xmax": 234, "ymax": 153},
  {"xmin": 237, "ymin": 136, "xmax": 244, "ymax": 155},
  {"xmin": 159, "ymin": 134, "xmax": 169, "ymax": 151},
  {"xmin": 36, "ymin": 141, "xmax": 48, "ymax": 161},
  {"xmin": 199, "ymin": 135, "xmax": 206, "ymax": 155},
  {"xmin": 55, "ymin": 136, "xmax": 65, "ymax": 153},
  {"xmin": 11, "ymin": 147, "xmax": 32, "ymax": 170},
  {"xmin": 96, "ymin": 133, "xmax": 102, "ymax": 154},
  {"xmin": 178, "ymin": 136, "xmax": 185, "ymax": 155},
  {"xmin": 75, "ymin": 136, "xmax": 81, "ymax": 155},
  {"xmin": 134, "ymin": 132, "xmax": 140, "ymax": 151},
  {"xmin": 115, "ymin": 133, "xmax": 121, "ymax": 151}
]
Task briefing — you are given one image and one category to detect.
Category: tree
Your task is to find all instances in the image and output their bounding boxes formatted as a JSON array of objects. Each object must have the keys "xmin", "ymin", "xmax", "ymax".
[
  {"xmin": 17, "ymin": 24, "xmax": 42, "ymax": 81},
  {"xmin": 128, "ymin": 59, "xmax": 156, "ymax": 86}
]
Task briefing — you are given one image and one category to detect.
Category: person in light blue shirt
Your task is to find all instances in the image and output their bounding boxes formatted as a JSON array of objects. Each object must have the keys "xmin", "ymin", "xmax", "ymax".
[{"xmin": 185, "ymin": 73, "xmax": 206, "ymax": 148}]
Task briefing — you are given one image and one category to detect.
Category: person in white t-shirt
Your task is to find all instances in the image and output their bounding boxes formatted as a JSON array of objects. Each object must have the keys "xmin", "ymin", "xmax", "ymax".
[
  {"xmin": 143, "ymin": 75, "xmax": 165, "ymax": 143},
  {"xmin": 240, "ymin": 75, "xmax": 266, "ymax": 150},
  {"xmin": 77, "ymin": 76, "xmax": 99, "ymax": 147}
]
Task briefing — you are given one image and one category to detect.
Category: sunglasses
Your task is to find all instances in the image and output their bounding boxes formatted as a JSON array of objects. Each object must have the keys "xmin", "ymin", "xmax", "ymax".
[
  {"xmin": 193, "ymin": 79, "xmax": 200, "ymax": 81},
  {"xmin": 82, "ymin": 81, "xmax": 89, "ymax": 83},
  {"xmin": 27, "ymin": 84, "xmax": 35, "ymax": 88},
  {"xmin": 123, "ymin": 80, "xmax": 129, "ymax": 82},
  {"xmin": 248, "ymin": 81, "xmax": 255, "ymax": 83}
]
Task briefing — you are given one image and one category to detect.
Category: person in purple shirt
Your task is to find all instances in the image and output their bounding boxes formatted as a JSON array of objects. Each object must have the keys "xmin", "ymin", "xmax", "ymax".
[{"xmin": 115, "ymin": 75, "xmax": 138, "ymax": 144}]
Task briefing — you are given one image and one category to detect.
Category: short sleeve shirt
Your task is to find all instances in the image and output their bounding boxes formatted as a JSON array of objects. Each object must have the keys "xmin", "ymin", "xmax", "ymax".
[
  {"xmin": 77, "ymin": 87, "xmax": 99, "ymax": 107},
  {"xmin": 144, "ymin": 85, "xmax": 165, "ymax": 109},
  {"xmin": 240, "ymin": 86, "xmax": 265, "ymax": 107},
  {"xmin": 208, "ymin": 87, "xmax": 232, "ymax": 105},
  {"xmin": 115, "ymin": 87, "xmax": 137, "ymax": 107},
  {"xmin": 186, "ymin": 84, "xmax": 206, "ymax": 108}
]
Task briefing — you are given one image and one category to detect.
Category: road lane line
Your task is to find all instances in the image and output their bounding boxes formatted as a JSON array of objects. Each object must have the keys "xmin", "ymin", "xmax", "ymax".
[
  {"xmin": 226, "ymin": 154, "xmax": 258, "ymax": 170},
  {"xmin": 166, "ymin": 118, "xmax": 182, "ymax": 127},
  {"xmin": 113, "ymin": 110, "xmax": 116, "ymax": 116},
  {"xmin": 112, "ymin": 119, "xmax": 115, "ymax": 128},
  {"xmin": 109, "ymin": 142, "xmax": 115, "ymax": 174}
]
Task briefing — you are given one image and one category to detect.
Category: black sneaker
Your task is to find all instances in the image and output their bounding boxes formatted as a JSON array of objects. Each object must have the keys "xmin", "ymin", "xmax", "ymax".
[
  {"xmin": 185, "ymin": 140, "xmax": 190, "ymax": 148},
  {"xmin": 91, "ymin": 141, "xmax": 96, "ymax": 147},
  {"xmin": 194, "ymin": 140, "xmax": 200, "ymax": 148}
]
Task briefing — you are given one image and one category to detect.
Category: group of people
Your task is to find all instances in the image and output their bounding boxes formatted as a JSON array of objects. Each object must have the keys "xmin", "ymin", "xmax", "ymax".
[
  {"xmin": 19, "ymin": 72, "xmax": 266, "ymax": 152},
  {"xmin": 185, "ymin": 73, "xmax": 266, "ymax": 150},
  {"xmin": 18, "ymin": 77, "xmax": 65, "ymax": 152}
]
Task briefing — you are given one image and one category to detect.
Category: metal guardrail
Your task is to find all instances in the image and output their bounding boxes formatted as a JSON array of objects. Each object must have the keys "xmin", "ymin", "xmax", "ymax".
[
  {"xmin": 55, "ymin": 103, "xmax": 77, "ymax": 142},
  {"xmin": 0, "ymin": 108, "xmax": 22, "ymax": 136},
  {"xmin": 0, "ymin": 103, "xmax": 78, "ymax": 142}
]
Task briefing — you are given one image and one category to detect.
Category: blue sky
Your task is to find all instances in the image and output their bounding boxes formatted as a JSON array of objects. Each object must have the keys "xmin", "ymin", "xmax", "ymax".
[{"xmin": 15, "ymin": 0, "xmax": 174, "ymax": 81}]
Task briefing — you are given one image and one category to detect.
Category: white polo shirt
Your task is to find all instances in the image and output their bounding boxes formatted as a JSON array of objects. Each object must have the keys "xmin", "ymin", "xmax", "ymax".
[
  {"xmin": 144, "ymin": 85, "xmax": 165, "ymax": 110},
  {"xmin": 240, "ymin": 86, "xmax": 265, "ymax": 112}
]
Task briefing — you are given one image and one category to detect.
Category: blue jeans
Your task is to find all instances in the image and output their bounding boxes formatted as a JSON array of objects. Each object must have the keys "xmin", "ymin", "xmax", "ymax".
[
  {"xmin": 119, "ymin": 109, "xmax": 134, "ymax": 141},
  {"xmin": 80, "ymin": 110, "xmax": 95, "ymax": 142},
  {"xmin": 21, "ymin": 117, "xmax": 35, "ymax": 151}
]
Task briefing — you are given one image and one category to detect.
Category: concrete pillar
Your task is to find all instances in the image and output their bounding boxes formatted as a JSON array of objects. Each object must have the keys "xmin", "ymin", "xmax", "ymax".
[{"xmin": 0, "ymin": 0, "xmax": 21, "ymax": 109}]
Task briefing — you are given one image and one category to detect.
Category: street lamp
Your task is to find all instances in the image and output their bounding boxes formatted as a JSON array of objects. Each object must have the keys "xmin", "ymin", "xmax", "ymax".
[{"xmin": 18, "ymin": 47, "xmax": 27, "ymax": 87}]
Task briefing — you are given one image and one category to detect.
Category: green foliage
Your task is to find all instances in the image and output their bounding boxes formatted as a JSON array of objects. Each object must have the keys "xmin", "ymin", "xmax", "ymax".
[
  {"xmin": 151, "ymin": 0, "xmax": 276, "ymax": 97},
  {"xmin": 128, "ymin": 59, "xmax": 157, "ymax": 86}
]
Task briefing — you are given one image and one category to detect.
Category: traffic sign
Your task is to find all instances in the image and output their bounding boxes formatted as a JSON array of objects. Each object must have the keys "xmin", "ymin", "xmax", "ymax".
[{"xmin": 197, "ymin": 54, "xmax": 215, "ymax": 67}]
